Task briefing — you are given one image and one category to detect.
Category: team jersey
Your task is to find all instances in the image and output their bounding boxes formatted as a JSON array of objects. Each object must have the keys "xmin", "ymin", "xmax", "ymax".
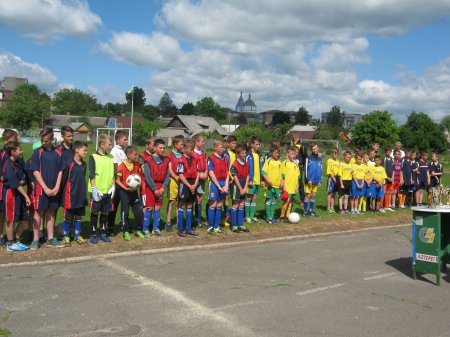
[
  {"xmin": 117, "ymin": 161, "xmax": 139, "ymax": 185},
  {"xmin": 339, "ymin": 162, "xmax": 353, "ymax": 181},
  {"xmin": 350, "ymin": 157, "xmax": 356, "ymax": 164},
  {"xmin": 88, "ymin": 152, "xmax": 115, "ymax": 194},
  {"xmin": 143, "ymin": 155, "xmax": 170, "ymax": 192},
  {"xmin": 393, "ymin": 159, "xmax": 402, "ymax": 183},
  {"xmin": 352, "ymin": 163, "xmax": 366, "ymax": 180},
  {"xmin": 363, "ymin": 164, "xmax": 372, "ymax": 181},
  {"xmin": 282, "ymin": 160, "xmax": 300, "ymax": 194},
  {"xmin": 208, "ymin": 154, "xmax": 229, "ymax": 181},
  {"xmin": 382, "ymin": 157, "xmax": 394, "ymax": 178},
  {"xmin": 2, "ymin": 157, "xmax": 23, "ymax": 190},
  {"xmin": 231, "ymin": 159, "xmax": 250, "ymax": 180},
  {"xmin": 192, "ymin": 149, "xmax": 207, "ymax": 172},
  {"xmin": 167, "ymin": 151, "xmax": 184, "ymax": 177},
  {"xmin": 0, "ymin": 148, "xmax": 8, "ymax": 199},
  {"xmin": 402, "ymin": 158, "xmax": 413, "ymax": 185},
  {"xmin": 249, "ymin": 150, "xmax": 262, "ymax": 185},
  {"xmin": 326, "ymin": 158, "xmax": 340, "ymax": 176},
  {"xmin": 411, "ymin": 160, "xmax": 419, "ymax": 185},
  {"xmin": 372, "ymin": 166, "xmax": 387, "ymax": 185},
  {"xmin": 262, "ymin": 158, "xmax": 282, "ymax": 188},
  {"xmin": 62, "ymin": 159, "xmax": 87, "ymax": 209},
  {"xmin": 418, "ymin": 159, "xmax": 429, "ymax": 182},
  {"xmin": 56, "ymin": 143, "xmax": 74, "ymax": 167},
  {"xmin": 224, "ymin": 149, "xmax": 236, "ymax": 170},
  {"xmin": 429, "ymin": 161, "xmax": 443, "ymax": 187},
  {"xmin": 177, "ymin": 156, "xmax": 198, "ymax": 180},
  {"xmin": 139, "ymin": 150, "xmax": 152, "ymax": 166},
  {"xmin": 29, "ymin": 146, "xmax": 63, "ymax": 195}
]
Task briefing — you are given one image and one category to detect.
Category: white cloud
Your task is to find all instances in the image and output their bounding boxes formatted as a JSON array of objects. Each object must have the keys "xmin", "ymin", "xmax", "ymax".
[
  {"xmin": 87, "ymin": 84, "xmax": 124, "ymax": 104},
  {"xmin": 97, "ymin": 32, "xmax": 182, "ymax": 69},
  {"xmin": 0, "ymin": 51, "xmax": 58, "ymax": 91},
  {"xmin": 0, "ymin": 0, "xmax": 102, "ymax": 43}
]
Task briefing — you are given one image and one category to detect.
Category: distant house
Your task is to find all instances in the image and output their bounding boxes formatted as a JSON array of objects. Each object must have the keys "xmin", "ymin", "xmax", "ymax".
[
  {"xmin": 321, "ymin": 112, "xmax": 363, "ymax": 127},
  {"xmin": 157, "ymin": 115, "xmax": 228, "ymax": 139},
  {"xmin": 45, "ymin": 114, "xmax": 108, "ymax": 128},
  {"xmin": 0, "ymin": 77, "xmax": 28, "ymax": 107},
  {"xmin": 108, "ymin": 115, "xmax": 145, "ymax": 129},
  {"xmin": 221, "ymin": 124, "xmax": 240, "ymax": 133},
  {"xmin": 288, "ymin": 125, "xmax": 317, "ymax": 140}
]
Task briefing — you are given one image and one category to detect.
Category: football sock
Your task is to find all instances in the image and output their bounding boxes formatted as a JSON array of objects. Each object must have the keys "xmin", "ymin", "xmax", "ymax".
[
  {"xmin": 269, "ymin": 199, "xmax": 276, "ymax": 219},
  {"xmin": 177, "ymin": 208, "xmax": 184, "ymax": 231},
  {"xmin": 153, "ymin": 210, "xmax": 161, "ymax": 231},
  {"xmin": 214, "ymin": 208, "xmax": 222, "ymax": 229},
  {"xmin": 231, "ymin": 207, "xmax": 238, "ymax": 227},
  {"xmin": 63, "ymin": 220, "xmax": 70, "ymax": 237},
  {"xmin": 287, "ymin": 201, "xmax": 292, "ymax": 217},
  {"xmin": 304, "ymin": 199, "xmax": 309, "ymax": 213},
  {"xmin": 196, "ymin": 203, "xmax": 202, "ymax": 224},
  {"xmin": 90, "ymin": 213, "xmax": 99, "ymax": 235},
  {"xmin": 207, "ymin": 206, "xmax": 215, "ymax": 228},
  {"xmin": 244, "ymin": 200, "xmax": 251, "ymax": 218},
  {"xmin": 280, "ymin": 203, "xmax": 288, "ymax": 218},
  {"xmin": 265, "ymin": 199, "xmax": 271, "ymax": 219},
  {"xmin": 74, "ymin": 220, "xmax": 82, "ymax": 239},
  {"xmin": 250, "ymin": 202, "xmax": 256, "ymax": 218},
  {"xmin": 238, "ymin": 208, "xmax": 245, "ymax": 227},
  {"xmin": 186, "ymin": 208, "xmax": 193, "ymax": 230},
  {"xmin": 143, "ymin": 209, "xmax": 152, "ymax": 232},
  {"xmin": 99, "ymin": 214, "xmax": 108, "ymax": 235},
  {"xmin": 310, "ymin": 199, "xmax": 315, "ymax": 213}
]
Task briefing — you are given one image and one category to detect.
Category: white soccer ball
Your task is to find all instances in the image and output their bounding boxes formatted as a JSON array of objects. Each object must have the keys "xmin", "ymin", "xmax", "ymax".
[
  {"xmin": 126, "ymin": 174, "xmax": 141, "ymax": 190},
  {"xmin": 288, "ymin": 212, "xmax": 300, "ymax": 224}
]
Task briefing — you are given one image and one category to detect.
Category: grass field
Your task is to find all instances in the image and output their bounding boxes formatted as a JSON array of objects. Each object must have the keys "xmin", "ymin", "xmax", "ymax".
[{"xmin": 20, "ymin": 143, "xmax": 450, "ymax": 228}]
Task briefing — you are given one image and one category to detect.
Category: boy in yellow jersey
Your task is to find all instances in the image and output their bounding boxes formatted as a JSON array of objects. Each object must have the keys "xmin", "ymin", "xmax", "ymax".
[
  {"xmin": 280, "ymin": 147, "xmax": 300, "ymax": 222},
  {"xmin": 358, "ymin": 153, "xmax": 372, "ymax": 213},
  {"xmin": 371, "ymin": 155, "xmax": 388, "ymax": 212},
  {"xmin": 350, "ymin": 153, "xmax": 366, "ymax": 215},
  {"xmin": 245, "ymin": 136, "xmax": 264, "ymax": 223},
  {"xmin": 339, "ymin": 151, "xmax": 353, "ymax": 214},
  {"xmin": 262, "ymin": 147, "xmax": 283, "ymax": 224},
  {"xmin": 326, "ymin": 148, "xmax": 340, "ymax": 213}
]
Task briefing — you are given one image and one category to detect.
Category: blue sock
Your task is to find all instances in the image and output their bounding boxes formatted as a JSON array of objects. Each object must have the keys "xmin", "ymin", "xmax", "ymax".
[
  {"xmin": 214, "ymin": 208, "xmax": 222, "ymax": 228},
  {"xmin": 186, "ymin": 209, "xmax": 193, "ymax": 230},
  {"xmin": 143, "ymin": 209, "xmax": 152, "ymax": 232},
  {"xmin": 304, "ymin": 199, "xmax": 309, "ymax": 213},
  {"xmin": 153, "ymin": 210, "xmax": 161, "ymax": 231},
  {"xmin": 177, "ymin": 208, "xmax": 185, "ymax": 231},
  {"xmin": 230, "ymin": 208, "xmax": 237, "ymax": 227},
  {"xmin": 238, "ymin": 208, "xmax": 244, "ymax": 227},
  {"xmin": 197, "ymin": 203, "xmax": 202, "ymax": 224},
  {"xmin": 224, "ymin": 205, "xmax": 229, "ymax": 217},
  {"xmin": 207, "ymin": 206, "xmax": 215, "ymax": 228},
  {"xmin": 74, "ymin": 220, "xmax": 82, "ymax": 238},
  {"xmin": 63, "ymin": 220, "xmax": 70, "ymax": 237},
  {"xmin": 310, "ymin": 199, "xmax": 315, "ymax": 213}
]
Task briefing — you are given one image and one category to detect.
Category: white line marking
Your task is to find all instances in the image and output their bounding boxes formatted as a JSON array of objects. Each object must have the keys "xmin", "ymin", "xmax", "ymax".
[
  {"xmin": 101, "ymin": 258, "xmax": 259, "ymax": 337},
  {"xmin": 296, "ymin": 283, "xmax": 344, "ymax": 296},
  {"xmin": 363, "ymin": 272, "xmax": 396, "ymax": 280}
]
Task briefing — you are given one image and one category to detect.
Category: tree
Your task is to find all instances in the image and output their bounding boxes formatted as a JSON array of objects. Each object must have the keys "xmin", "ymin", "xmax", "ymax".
[
  {"xmin": 326, "ymin": 105, "xmax": 345, "ymax": 128},
  {"xmin": 194, "ymin": 97, "xmax": 225, "ymax": 121},
  {"xmin": 313, "ymin": 123, "xmax": 342, "ymax": 140},
  {"xmin": 125, "ymin": 86, "xmax": 146, "ymax": 107},
  {"xmin": 140, "ymin": 105, "xmax": 160, "ymax": 120},
  {"xmin": 351, "ymin": 110, "xmax": 399, "ymax": 148},
  {"xmin": 272, "ymin": 111, "xmax": 291, "ymax": 125},
  {"xmin": 132, "ymin": 120, "xmax": 160, "ymax": 145},
  {"xmin": 1, "ymin": 84, "xmax": 50, "ymax": 131},
  {"xmin": 440, "ymin": 115, "xmax": 450, "ymax": 132},
  {"xmin": 233, "ymin": 122, "xmax": 273, "ymax": 143},
  {"xmin": 236, "ymin": 114, "xmax": 248, "ymax": 125},
  {"xmin": 52, "ymin": 88, "xmax": 100, "ymax": 116},
  {"xmin": 180, "ymin": 102, "xmax": 194, "ymax": 115},
  {"xmin": 399, "ymin": 112, "xmax": 447, "ymax": 152},
  {"xmin": 294, "ymin": 107, "xmax": 312, "ymax": 125},
  {"xmin": 158, "ymin": 92, "xmax": 177, "ymax": 117}
]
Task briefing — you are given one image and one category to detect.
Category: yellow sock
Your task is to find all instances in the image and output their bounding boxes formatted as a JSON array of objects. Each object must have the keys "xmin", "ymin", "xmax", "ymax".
[
  {"xmin": 358, "ymin": 197, "xmax": 367, "ymax": 212},
  {"xmin": 281, "ymin": 203, "xmax": 288, "ymax": 218}
]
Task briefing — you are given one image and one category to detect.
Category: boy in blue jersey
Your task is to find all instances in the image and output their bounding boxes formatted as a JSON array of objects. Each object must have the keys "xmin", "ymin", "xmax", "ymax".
[
  {"xmin": 56, "ymin": 126, "xmax": 75, "ymax": 166},
  {"xmin": 303, "ymin": 143, "xmax": 322, "ymax": 217},
  {"xmin": 230, "ymin": 144, "xmax": 250, "ymax": 232},
  {"xmin": 3, "ymin": 142, "xmax": 31, "ymax": 251},
  {"xmin": 428, "ymin": 152, "xmax": 444, "ymax": 205},
  {"xmin": 30, "ymin": 127, "xmax": 65, "ymax": 249},
  {"xmin": 223, "ymin": 135, "xmax": 237, "ymax": 225},
  {"xmin": 61, "ymin": 141, "xmax": 88, "ymax": 245}
]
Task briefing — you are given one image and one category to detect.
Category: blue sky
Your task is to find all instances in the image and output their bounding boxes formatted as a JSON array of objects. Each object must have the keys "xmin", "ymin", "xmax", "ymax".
[{"xmin": 1, "ymin": 0, "xmax": 450, "ymax": 122}]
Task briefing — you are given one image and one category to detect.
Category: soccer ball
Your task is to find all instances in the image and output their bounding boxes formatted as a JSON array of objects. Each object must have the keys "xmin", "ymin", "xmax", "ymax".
[
  {"xmin": 288, "ymin": 212, "xmax": 300, "ymax": 224},
  {"xmin": 126, "ymin": 174, "xmax": 141, "ymax": 190}
]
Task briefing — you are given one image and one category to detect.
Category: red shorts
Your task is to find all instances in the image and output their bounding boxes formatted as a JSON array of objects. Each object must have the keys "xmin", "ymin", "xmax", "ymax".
[
  {"xmin": 141, "ymin": 182, "xmax": 163, "ymax": 208},
  {"xmin": 384, "ymin": 183, "xmax": 395, "ymax": 192},
  {"xmin": 392, "ymin": 182, "xmax": 401, "ymax": 191}
]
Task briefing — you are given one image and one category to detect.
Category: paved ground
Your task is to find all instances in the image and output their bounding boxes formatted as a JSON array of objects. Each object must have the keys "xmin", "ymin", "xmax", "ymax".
[{"xmin": 2, "ymin": 226, "xmax": 450, "ymax": 337}]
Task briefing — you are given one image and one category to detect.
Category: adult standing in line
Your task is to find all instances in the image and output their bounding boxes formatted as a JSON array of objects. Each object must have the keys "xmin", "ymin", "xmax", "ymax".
[
  {"xmin": 391, "ymin": 141, "xmax": 405, "ymax": 159},
  {"xmin": 291, "ymin": 133, "xmax": 307, "ymax": 205}
]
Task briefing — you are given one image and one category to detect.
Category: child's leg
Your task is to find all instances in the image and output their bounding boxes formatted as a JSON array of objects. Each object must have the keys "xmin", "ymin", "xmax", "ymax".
[
  {"xmin": 231, "ymin": 200, "xmax": 238, "ymax": 228},
  {"xmin": 99, "ymin": 213, "xmax": 108, "ymax": 235},
  {"xmin": 208, "ymin": 201, "xmax": 216, "ymax": 229},
  {"xmin": 309, "ymin": 191, "xmax": 316, "ymax": 214},
  {"xmin": 265, "ymin": 196, "xmax": 272, "ymax": 220},
  {"xmin": 131, "ymin": 202, "xmax": 143, "ymax": 232},
  {"xmin": 214, "ymin": 201, "xmax": 222, "ymax": 229},
  {"xmin": 269, "ymin": 197, "xmax": 276, "ymax": 219},
  {"xmin": 244, "ymin": 194, "xmax": 252, "ymax": 219},
  {"xmin": 142, "ymin": 207, "xmax": 152, "ymax": 232},
  {"xmin": 224, "ymin": 194, "xmax": 230, "ymax": 219},
  {"xmin": 286, "ymin": 197, "xmax": 293, "ymax": 217},
  {"xmin": 177, "ymin": 202, "xmax": 186, "ymax": 232},
  {"xmin": 166, "ymin": 199, "xmax": 174, "ymax": 226},
  {"xmin": 250, "ymin": 193, "xmax": 258, "ymax": 219},
  {"xmin": 339, "ymin": 193, "xmax": 344, "ymax": 211},
  {"xmin": 390, "ymin": 190, "xmax": 397, "ymax": 207},
  {"xmin": 73, "ymin": 216, "xmax": 82, "ymax": 239},
  {"xmin": 6, "ymin": 219, "xmax": 14, "ymax": 242},
  {"xmin": 45, "ymin": 209, "xmax": 57, "ymax": 240},
  {"xmin": 90, "ymin": 212, "xmax": 99, "ymax": 236},
  {"xmin": 63, "ymin": 213, "xmax": 73, "ymax": 238},
  {"xmin": 238, "ymin": 200, "xmax": 245, "ymax": 227},
  {"xmin": 0, "ymin": 212, "xmax": 4, "ymax": 239},
  {"xmin": 344, "ymin": 194, "xmax": 349, "ymax": 210},
  {"xmin": 33, "ymin": 210, "xmax": 44, "ymax": 241},
  {"xmin": 121, "ymin": 192, "xmax": 131, "ymax": 233},
  {"xmin": 427, "ymin": 189, "xmax": 432, "ymax": 205},
  {"xmin": 303, "ymin": 193, "xmax": 310, "ymax": 214},
  {"xmin": 15, "ymin": 220, "xmax": 27, "ymax": 241},
  {"xmin": 185, "ymin": 203, "xmax": 193, "ymax": 230},
  {"xmin": 195, "ymin": 193, "xmax": 203, "ymax": 225},
  {"xmin": 153, "ymin": 206, "xmax": 162, "ymax": 231},
  {"xmin": 280, "ymin": 200, "xmax": 288, "ymax": 219}
]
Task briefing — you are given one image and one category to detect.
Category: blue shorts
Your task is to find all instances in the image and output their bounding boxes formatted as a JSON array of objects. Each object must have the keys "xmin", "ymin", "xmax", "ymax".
[
  {"xmin": 34, "ymin": 194, "xmax": 60, "ymax": 210},
  {"xmin": 374, "ymin": 185, "xmax": 385, "ymax": 199},
  {"xmin": 366, "ymin": 184, "xmax": 376, "ymax": 197},
  {"xmin": 209, "ymin": 180, "xmax": 227, "ymax": 201},
  {"xmin": 327, "ymin": 177, "xmax": 339, "ymax": 193},
  {"xmin": 350, "ymin": 180, "xmax": 366, "ymax": 197}
]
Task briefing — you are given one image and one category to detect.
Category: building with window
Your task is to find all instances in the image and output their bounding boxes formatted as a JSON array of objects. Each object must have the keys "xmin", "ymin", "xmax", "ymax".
[{"xmin": 0, "ymin": 77, "xmax": 28, "ymax": 107}]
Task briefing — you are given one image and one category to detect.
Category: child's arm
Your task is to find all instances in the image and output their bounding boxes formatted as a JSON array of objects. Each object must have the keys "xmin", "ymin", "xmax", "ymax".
[
  {"xmin": 33, "ymin": 171, "xmax": 52, "ymax": 196},
  {"xmin": 208, "ymin": 170, "xmax": 225, "ymax": 193},
  {"xmin": 115, "ymin": 175, "xmax": 130, "ymax": 191},
  {"xmin": 51, "ymin": 171, "xmax": 63, "ymax": 195},
  {"xmin": 168, "ymin": 161, "xmax": 178, "ymax": 181},
  {"xmin": 16, "ymin": 186, "xmax": 31, "ymax": 206}
]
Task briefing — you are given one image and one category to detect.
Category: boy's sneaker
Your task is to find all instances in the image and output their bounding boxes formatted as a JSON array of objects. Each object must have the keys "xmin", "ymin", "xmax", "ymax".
[
  {"xmin": 246, "ymin": 217, "xmax": 252, "ymax": 224},
  {"xmin": 75, "ymin": 236, "xmax": 86, "ymax": 244},
  {"xmin": 15, "ymin": 241, "xmax": 29, "ymax": 250},
  {"xmin": 39, "ymin": 236, "xmax": 47, "ymax": 245},
  {"xmin": 0, "ymin": 235, "xmax": 6, "ymax": 246},
  {"xmin": 30, "ymin": 240, "xmax": 40, "ymax": 250},
  {"xmin": 379, "ymin": 208, "xmax": 386, "ymax": 213},
  {"xmin": 47, "ymin": 238, "xmax": 65, "ymax": 248},
  {"xmin": 231, "ymin": 226, "xmax": 240, "ymax": 233},
  {"xmin": 143, "ymin": 230, "xmax": 152, "ymax": 238},
  {"xmin": 266, "ymin": 218, "xmax": 273, "ymax": 224},
  {"xmin": 251, "ymin": 218, "xmax": 261, "ymax": 224},
  {"xmin": 207, "ymin": 227, "xmax": 215, "ymax": 235},
  {"xmin": 238, "ymin": 226, "xmax": 249, "ymax": 233},
  {"xmin": 309, "ymin": 212, "xmax": 318, "ymax": 217},
  {"xmin": 302, "ymin": 212, "xmax": 309, "ymax": 217},
  {"xmin": 344, "ymin": 210, "xmax": 351, "ymax": 215},
  {"xmin": 90, "ymin": 235, "xmax": 98, "ymax": 244},
  {"xmin": 165, "ymin": 224, "xmax": 173, "ymax": 232},
  {"xmin": 63, "ymin": 237, "xmax": 71, "ymax": 245},
  {"xmin": 123, "ymin": 232, "xmax": 132, "ymax": 241},
  {"xmin": 186, "ymin": 229, "xmax": 198, "ymax": 236},
  {"xmin": 135, "ymin": 230, "xmax": 145, "ymax": 239},
  {"xmin": 6, "ymin": 242, "xmax": 27, "ymax": 252},
  {"xmin": 107, "ymin": 229, "xmax": 117, "ymax": 237},
  {"xmin": 214, "ymin": 227, "xmax": 223, "ymax": 234},
  {"xmin": 178, "ymin": 230, "xmax": 187, "ymax": 237},
  {"xmin": 280, "ymin": 217, "xmax": 287, "ymax": 222},
  {"xmin": 272, "ymin": 219, "xmax": 279, "ymax": 225},
  {"xmin": 152, "ymin": 229, "xmax": 164, "ymax": 237},
  {"xmin": 99, "ymin": 234, "xmax": 111, "ymax": 243},
  {"xmin": 386, "ymin": 207, "xmax": 395, "ymax": 212}
]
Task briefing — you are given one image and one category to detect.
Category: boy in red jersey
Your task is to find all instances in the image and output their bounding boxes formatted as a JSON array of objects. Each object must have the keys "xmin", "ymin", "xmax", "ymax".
[
  {"xmin": 166, "ymin": 135, "xmax": 185, "ymax": 232},
  {"xmin": 176, "ymin": 140, "xmax": 199, "ymax": 237},
  {"xmin": 391, "ymin": 149, "xmax": 403, "ymax": 209},
  {"xmin": 207, "ymin": 140, "xmax": 229, "ymax": 234},
  {"xmin": 230, "ymin": 144, "xmax": 250, "ymax": 233},
  {"xmin": 141, "ymin": 139, "xmax": 170, "ymax": 237},
  {"xmin": 191, "ymin": 134, "xmax": 207, "ymax": 228},
  {"xmin": 116, "ymin": 146, "xmax": 145, "ymax": 241}
]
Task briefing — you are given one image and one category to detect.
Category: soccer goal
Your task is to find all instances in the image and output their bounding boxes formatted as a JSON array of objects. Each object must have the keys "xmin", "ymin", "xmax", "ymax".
[{"xmin": 95, "ymin": 127, "xmax": 132, "ymax": 150}]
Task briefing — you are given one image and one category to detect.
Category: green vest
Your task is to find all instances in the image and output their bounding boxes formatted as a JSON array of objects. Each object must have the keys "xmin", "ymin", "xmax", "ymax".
[{"xmin": 88, "ymin": 153, "xmax": 114, "ymax": 194}]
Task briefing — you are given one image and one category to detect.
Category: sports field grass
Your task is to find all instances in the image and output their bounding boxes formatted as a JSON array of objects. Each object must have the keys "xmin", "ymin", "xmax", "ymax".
[{"xmin": 20, "ymin": 143, "xmax": 450, "ymax": 228}]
